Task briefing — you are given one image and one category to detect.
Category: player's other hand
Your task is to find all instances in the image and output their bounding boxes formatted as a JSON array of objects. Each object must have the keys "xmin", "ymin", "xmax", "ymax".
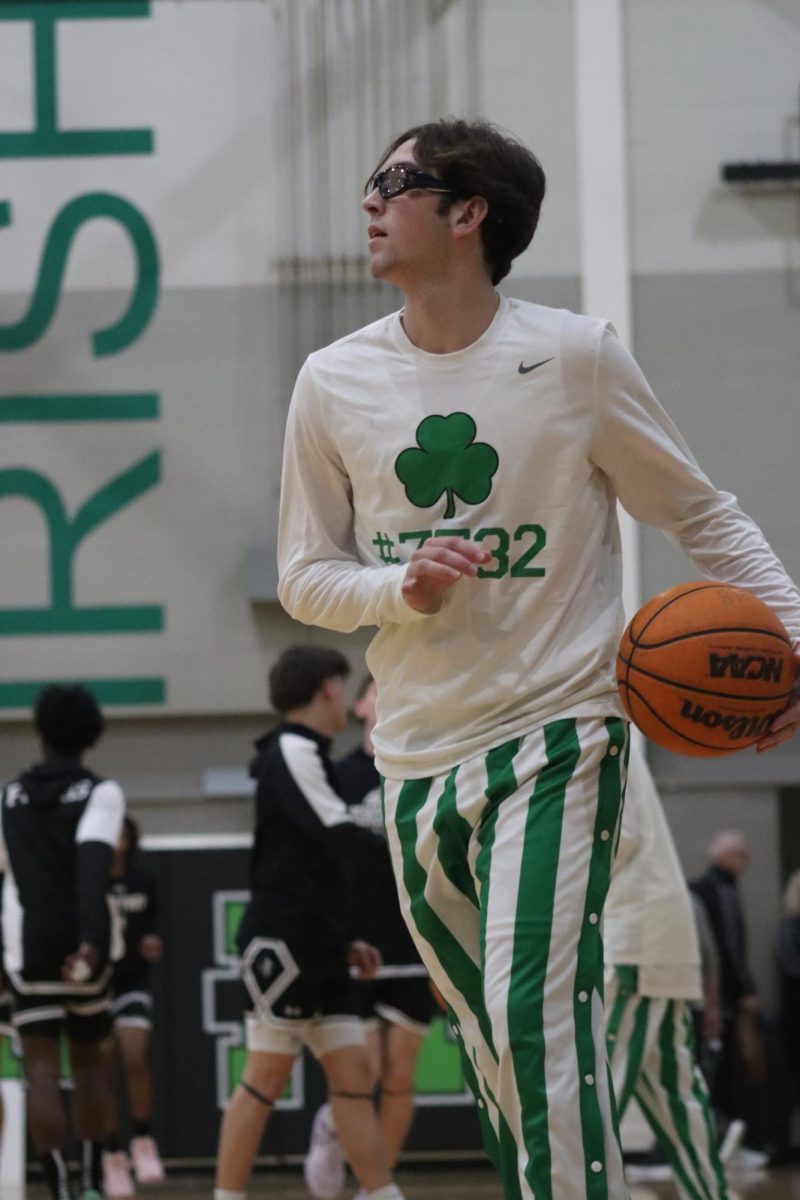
[
  {"xmin": 401, "ymin": 536, "xmax": 490, "ymax": 614},
  {"xmin": 138, "ymin": 933, "xmax": 164, "ymax": 962},
  {"xmin": 62, "ymin": 942, "xmax": 99, "ymax": 983},
  {"xmin": 347, "ymin": 939, "xmax": 382, "ymax": 979},
  {"xmin": 703, "ymin": 1002, "xmax": 723, "ymax": 1042},
  {"xmin": 758, "ymin": 647, "xmax": 800, "ymax": 752}
]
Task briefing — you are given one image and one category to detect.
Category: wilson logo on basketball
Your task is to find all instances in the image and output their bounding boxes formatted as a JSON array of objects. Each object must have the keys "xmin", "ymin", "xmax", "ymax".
[
  {"xmin": 678, "ymin": 701, "xmax": 780, "ymax": 742},
  {"xmin": 708, "ymin": 653, "xmax": 784, "ymax": 682}
]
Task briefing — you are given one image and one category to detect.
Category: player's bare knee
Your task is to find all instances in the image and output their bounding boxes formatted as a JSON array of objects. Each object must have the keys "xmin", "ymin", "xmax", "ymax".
[
  {"xmin": 240, "ymin": 1054, "xmax": 293, "ymax": 1101},
  {"xmin": 322, "ymin": 1048, "xmax": 375, "ymax": 1095},
  {"xmin": 381, "ymin": 1061, "xmax": 415, "ymax": 1094}
]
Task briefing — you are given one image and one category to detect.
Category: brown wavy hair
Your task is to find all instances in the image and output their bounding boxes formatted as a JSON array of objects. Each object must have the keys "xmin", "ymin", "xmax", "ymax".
[{"xmin": 370, "ymin": 118, "xmax": 546, "ymax": 285}]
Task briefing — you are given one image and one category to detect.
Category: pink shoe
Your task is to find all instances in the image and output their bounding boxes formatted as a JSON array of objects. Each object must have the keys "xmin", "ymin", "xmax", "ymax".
[
  {"xmin": 102, "ymin": 1150, "xmax": 135, "ymax": 1199},
  {"xmin": 130, "ymin": 1136, "xmax": 165, "ymax": 1185}
]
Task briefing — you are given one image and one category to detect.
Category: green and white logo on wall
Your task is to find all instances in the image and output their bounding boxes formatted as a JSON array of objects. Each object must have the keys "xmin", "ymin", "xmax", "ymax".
[{"xmin": 202, "ymin": 892, "xmax": 472, "ymax": 1110}]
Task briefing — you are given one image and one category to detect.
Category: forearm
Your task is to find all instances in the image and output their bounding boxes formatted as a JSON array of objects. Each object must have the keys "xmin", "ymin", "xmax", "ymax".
[
  {"xmin": 76, "ymin": 840, "xmax": 113, "ymax": 958},
  {"xmin": 592, "ymin": 325, "xmax": 800, "ymax": 643},
  {"xmin": 278, "ymin": 556, "xmax": 428, "ymax": 632},
  {"xmin": 668, "ymin": 492, "xmax": 800, "ymax": 642}
]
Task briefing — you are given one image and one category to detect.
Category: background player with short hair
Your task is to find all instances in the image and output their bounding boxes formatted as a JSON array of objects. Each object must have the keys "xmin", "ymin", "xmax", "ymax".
[
  {"xmin": 278, "ymin": 115, "xmax": 800, "ymax": 1198},
  {"xmin": 214, "ymin": 646, "xmax": 406, "ymax": 1200},
  {"xmin": 105, "ymin": 815, "xmax": 166, "ymax": 1186},
  {"xmin": 0, "ymin": 684, "xmax": 126, "ymax": 1200},
  {"xmin": 0, "ymin": 840, "xmax": 16, "ymax": 1168},
  {"xmin": 304, "ymin": 676, "xmax": 435, "ymax": 1197}
]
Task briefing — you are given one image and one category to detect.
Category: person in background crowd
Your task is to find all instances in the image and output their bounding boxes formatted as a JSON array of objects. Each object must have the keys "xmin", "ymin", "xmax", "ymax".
[
  {"xmin": 305, "ymin": 676, "xmax": 434, "ymax": 1198},
  {"xmin": 772, "ymin": 868, "xmax": 800, "ymax": 1164},
  {"xmin": 0, "ymin": 684, "xmax": 127, "ymax": 1200},
  {"xmin": 214, "ymin": 646, "xmax": 406, "ymax": 1200},
  {"xmin": 0, "ymin": 841, "xmax": 9, "ymax": 1161},
  {"xmin": 604, "ymin": 742, "xmax": 730, "ymax": 1198},
  {"xmin": 690, "ymin": 890, "xmax": 723, "ymax": 1076},
  {"xmin": 690, "ymin": 831, "xmax": 770, "ymax": 1168},
  {"xmin": 104, "ymin": 816, "xmax": 165, "ymax": 1186}
]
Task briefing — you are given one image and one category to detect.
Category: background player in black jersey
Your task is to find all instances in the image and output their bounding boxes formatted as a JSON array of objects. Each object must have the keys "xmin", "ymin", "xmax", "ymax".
[
  {"xmin": 0, "ymin": 841, "xmax": 15, "ymax": 1169},
  {"xmin": 305, "ymin": 676, "xmax": 434, "ymax": 1198},
  {"xmin": 0, "ymin": 685, "xmax": 126, "ymax": 1200},
  {"xmin": 104, "ymin": 816, "xmax": 165, "ymax": 1186},
  {"xmin": 214, "ymin": 646, "xmax": 406, "ymax": 1200}
]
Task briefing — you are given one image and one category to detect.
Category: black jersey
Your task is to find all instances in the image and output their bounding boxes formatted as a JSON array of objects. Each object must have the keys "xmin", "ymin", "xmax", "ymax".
[
  {"xmin": 336, "ymin": 746, "xmax": 422, "ymax": 967},
  {"xmin": 237, "ymin": 722, "xmax": 372, "ymax": 957},
  {"xmin": 0, "ymin": 761, "xmax": 124, "ymax": 981},
  {"xmin": 109, "ymin": 855, "xmax": 158, "ymax": 992}
]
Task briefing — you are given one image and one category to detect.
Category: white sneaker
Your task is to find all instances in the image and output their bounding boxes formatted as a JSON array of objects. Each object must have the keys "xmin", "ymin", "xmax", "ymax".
[
  {"xmin": 727, "ymin": 1146, "xmax": 769, "ymax": 1171},
  {"xmin": 130, "ymin": 1136, "xmax": 165, "ymax": 1185},
  {"xmin": 352, "ymin": 1188, "xmax": 405, "ymax": 1200},
  {"xmin": 303, "ymin": 1103, "xmax": 346, "ymax": 1200},
  {"xmin": 719, "ymin": 1119, "xmax": 746, "ymax": 1164},
  {"xmin": 102, "ymin": 1150, "xmax": 135, "ymax": 1199}
]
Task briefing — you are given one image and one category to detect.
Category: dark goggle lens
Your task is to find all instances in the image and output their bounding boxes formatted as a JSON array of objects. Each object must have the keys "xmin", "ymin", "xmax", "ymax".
[
  {"xmin": 366, "ymin": 163, "xmax": 450, "ymax": 199},
  {"xmin": 371, "ymin": 164, "xmax": 408, "ymax": 198}
]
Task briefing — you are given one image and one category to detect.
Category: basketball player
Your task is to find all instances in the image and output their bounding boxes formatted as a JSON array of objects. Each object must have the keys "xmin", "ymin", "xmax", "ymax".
[
  {"xmin": 277, "ymin": 118, "xmax": 800, "ymax": 1198},
  {"xmin": 214, "ymin": 646, "xmax": 406, "ymax": 1200},
  {"xmin": 105, "ymin": 816, "xmax": 166, "ymax": 1186},
  {"xmin": 304, "ymin": 676, "xmax": 434, "ymax": 1198},
  {"xmin": 605, "ymin": 742, "xmax": 730, "ymax": 1199},
  {"xmin": 0, "ymin": 685, "xmax": 127, "ymax": 1200},
  {"xmin": 0, "ymin": 841, "xmax": 12, "ymax": 1160}
]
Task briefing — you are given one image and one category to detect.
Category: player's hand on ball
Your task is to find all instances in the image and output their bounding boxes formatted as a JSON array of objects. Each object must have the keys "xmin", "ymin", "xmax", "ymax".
[
  {"xmin": 62, "ymin": 942, "xmax": 98, "ymax": 984},
  {"xmin": 757, "ymin": 647, "xmax": 800, "ymax": 752},
  {"xmin": 347, "ymin": 939, "xmax": 382, "ymax": 980},
  {"xmin": 401, "ymin": 537, "xmax": 490, "ymax": 614}
]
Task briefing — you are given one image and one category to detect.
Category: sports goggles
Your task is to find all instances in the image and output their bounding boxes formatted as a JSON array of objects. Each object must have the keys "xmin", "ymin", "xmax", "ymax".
[{"xmin": 365, "ymin": 162, "xmax": 454, "ymax": 200}]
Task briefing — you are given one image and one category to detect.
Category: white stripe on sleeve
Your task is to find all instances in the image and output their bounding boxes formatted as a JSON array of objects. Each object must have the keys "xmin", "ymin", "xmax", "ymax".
[
  {"xmin": 76, "ymin": 780, "xmax": 125, "ymax": 846},
  {"xmin": 279, "ymin": 733, "xmax": 352, "ymax": 828}
]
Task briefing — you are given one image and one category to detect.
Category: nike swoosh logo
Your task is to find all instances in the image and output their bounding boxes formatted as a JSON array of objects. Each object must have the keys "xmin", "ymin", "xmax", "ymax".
[{"xmin": 518, "ymin": 357, "xmax": 554, "ymax": 374}]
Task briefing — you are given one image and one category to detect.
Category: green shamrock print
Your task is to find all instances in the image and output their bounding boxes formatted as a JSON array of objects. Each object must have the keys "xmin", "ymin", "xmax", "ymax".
[{"xmin": 395, "ymin": 413, "xmax": 499, "ymax": 519}]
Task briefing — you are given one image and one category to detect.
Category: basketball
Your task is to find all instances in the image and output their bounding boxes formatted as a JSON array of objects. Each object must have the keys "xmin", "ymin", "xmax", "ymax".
[{"xmin": 617, "ymin": 582, "xmax": 795, "ymax": 757}]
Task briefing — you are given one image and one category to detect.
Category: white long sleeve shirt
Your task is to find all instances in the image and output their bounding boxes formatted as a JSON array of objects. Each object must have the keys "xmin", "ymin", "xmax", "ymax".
[
  {"xmin": 278, "ymin": 297, "xmax": 800, "ymax": 779},
  {"xmin": 605, "ymin": 743, "xmax": 702, "ymax": 999}
]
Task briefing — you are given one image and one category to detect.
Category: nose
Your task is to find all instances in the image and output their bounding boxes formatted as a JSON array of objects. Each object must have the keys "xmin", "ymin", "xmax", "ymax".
[{"xmin": 362, "ymin": 187, "xmax": 384, "ymax": 215}]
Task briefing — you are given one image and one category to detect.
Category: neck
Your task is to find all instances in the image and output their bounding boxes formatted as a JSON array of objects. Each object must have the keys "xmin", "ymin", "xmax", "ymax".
[
  {"xmin": 43, "ymin": 751, "xmax": 81, "ymax": 768},
  {"xmin": 400, "ymin": 274, "xmax": 499, "ymax": 354},
  {"xmin": 284, "ymin": 703, "xmax": 335, "ymax": 739}
]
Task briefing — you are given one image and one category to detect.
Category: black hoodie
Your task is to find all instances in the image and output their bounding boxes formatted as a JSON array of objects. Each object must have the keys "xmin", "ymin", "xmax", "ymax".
[
  {"xmin": 1, "ymin": 761, "xmax": 124, "ymax": 981},
  {"xmin": 237, "ymin": 722, "xmax": 375, "ymax": 954}
]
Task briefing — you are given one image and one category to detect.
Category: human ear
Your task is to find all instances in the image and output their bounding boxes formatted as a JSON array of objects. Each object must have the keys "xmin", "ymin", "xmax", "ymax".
[{"xmin": 451, "ymin": 194, "xmax": 489, "ymax": 239}]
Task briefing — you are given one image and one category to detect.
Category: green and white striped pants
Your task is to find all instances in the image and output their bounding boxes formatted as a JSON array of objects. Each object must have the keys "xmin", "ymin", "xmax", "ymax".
[
  {"xmin": 605, "ymin": 966, "xmax": 729, "ymax": 1200},
  {"xmin": 382, "ymin": 717, "xmax": 630, "ymax": 1200}
]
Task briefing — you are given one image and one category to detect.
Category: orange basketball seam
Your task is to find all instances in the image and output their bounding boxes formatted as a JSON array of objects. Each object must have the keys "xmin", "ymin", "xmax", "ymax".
[
  {"xmin": 629, "ymin": 582, "xmax": 722, "ymax": 642},
  {"xmin": 620, "ymin": 680, "xmax": 730, "ymax": 753},
  {"xmin": 627, "ymin": 625, "xmax": 790, "ymax": 650},
  {"xmin": 616, "ymin": 656, "xmax": 792, "ymax": 704}
]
